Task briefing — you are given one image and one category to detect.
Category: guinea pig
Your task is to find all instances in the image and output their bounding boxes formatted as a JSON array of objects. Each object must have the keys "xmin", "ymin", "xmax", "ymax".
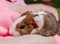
[{"xmin": 9, "ymin": 11, "xmax": 59, "ymax": 37}]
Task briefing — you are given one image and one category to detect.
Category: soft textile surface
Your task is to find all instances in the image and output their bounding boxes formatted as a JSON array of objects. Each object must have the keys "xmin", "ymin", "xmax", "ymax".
[
  {"xmin": 0, "ymin": 0, "xmax": 21, "ymax": 36},
  {"xmin": 6, "ymin": 0, "xmax": 26, "ymax": 13}
]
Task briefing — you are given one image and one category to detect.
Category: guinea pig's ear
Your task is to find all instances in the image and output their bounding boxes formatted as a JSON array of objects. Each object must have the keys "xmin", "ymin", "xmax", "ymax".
[
  {"xmin": 22, "ymin": 11, "xmax": 32, "ymax": 16},
  {"xmin": 37, "ymin": 14, "xmax": 59, "ymax": 37}
]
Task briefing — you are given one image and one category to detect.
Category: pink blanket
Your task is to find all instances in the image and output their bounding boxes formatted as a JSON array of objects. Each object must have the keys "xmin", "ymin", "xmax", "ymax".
[{"xmin": 0, "ymin": 0, "xmax": 21, "ymax": 36}]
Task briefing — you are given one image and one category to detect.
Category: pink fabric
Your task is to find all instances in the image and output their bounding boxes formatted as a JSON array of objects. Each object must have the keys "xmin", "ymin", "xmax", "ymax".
[
  {"xmin": 0, "ymin": 0, "xmax": 21, "ymax": 36},
  {"xmin": 0, "ymin": 26, "xmax": 8, "ymax": 36}
]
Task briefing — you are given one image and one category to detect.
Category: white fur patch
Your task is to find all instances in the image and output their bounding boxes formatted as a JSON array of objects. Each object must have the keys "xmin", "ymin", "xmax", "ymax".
[
  {"xmin": 31, "ymin": 11, "xmax": 47, "ymax": 33},
  {"xmin": 9, "ymin": 15, "xmax": 27, "ymax": 36}
]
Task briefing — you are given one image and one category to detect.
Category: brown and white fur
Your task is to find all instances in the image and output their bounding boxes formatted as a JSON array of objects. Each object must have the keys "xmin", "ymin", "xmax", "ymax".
[{"xmin": 9, "ymin": 11, "xmax": 59, "ymax": 37}]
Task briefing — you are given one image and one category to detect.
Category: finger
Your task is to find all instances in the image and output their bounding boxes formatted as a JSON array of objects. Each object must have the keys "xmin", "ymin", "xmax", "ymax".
[
  {"xmin": 0, "ymin": 35, "xmax": 54, "ymax": 44},
  {"xmin": 37, "ymin": 4, "xmax": 59, "ymax": 21}
]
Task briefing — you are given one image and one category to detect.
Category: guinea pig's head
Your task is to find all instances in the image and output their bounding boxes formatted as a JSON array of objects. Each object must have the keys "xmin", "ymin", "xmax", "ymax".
[
  {"xmin": 15, "ymin": 13, "xmax": 38, "ymax": 35},
  {"xmin": 9, "ymin": 11, "xmax": 59, "ymax": 37},
  {"xmin": 9, "ymin": 11, "xmax": 38, "ymax": 36}
]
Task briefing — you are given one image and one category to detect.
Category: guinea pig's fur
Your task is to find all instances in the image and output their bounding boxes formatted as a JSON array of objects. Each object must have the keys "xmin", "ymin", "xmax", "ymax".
[
  {"xmin": 35, "ymin": 13, "xmax": 58, "ymax": 37},
  {"xmin": 9, "ymin": 11, "xmax": 59, "ymax": 37}
]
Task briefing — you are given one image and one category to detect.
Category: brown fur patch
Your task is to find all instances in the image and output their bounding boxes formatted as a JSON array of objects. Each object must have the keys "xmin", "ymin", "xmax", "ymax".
[{"xmin": 16, "ymin": 13, "xmax": 37, "ymax": 35}]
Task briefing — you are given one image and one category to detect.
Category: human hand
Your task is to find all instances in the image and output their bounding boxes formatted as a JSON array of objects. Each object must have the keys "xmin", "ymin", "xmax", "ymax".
[
  {"xmin": 25, "ymin": 4, "xmax": 59, "ymax": 21},
  {"xmin": 0, "ymin": 35, "xmax": 54, "ymax": 44}
]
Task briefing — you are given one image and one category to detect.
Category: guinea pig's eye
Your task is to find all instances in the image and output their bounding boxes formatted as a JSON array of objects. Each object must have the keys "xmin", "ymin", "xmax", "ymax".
[{"xmin": 19, "ymin": 24, "xmax": 26, "ymax": 29}]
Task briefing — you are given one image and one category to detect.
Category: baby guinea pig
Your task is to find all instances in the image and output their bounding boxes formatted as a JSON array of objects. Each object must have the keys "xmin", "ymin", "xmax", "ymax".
[{"xmin": 9, "ymin": 11, "xmax": 59, "ymax": 37}]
